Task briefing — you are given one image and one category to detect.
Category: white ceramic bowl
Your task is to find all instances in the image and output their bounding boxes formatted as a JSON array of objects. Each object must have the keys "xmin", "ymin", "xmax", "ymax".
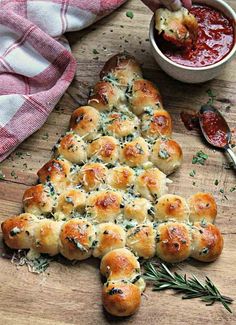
[{"xmin": 149, "ymin": 0, "xmax": 236, "ymax": 83}]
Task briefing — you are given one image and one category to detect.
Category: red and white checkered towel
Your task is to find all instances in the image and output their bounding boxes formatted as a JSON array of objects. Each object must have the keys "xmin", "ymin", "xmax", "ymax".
[{"xmin": 0, "ymin": 0, "xmax": 126, "ymax": 162}]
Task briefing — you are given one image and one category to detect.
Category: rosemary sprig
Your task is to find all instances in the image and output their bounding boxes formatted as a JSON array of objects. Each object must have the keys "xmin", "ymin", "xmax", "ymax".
[{"xmin": 143, "ymin": 262, "xmax": 233, "ymax": 313}]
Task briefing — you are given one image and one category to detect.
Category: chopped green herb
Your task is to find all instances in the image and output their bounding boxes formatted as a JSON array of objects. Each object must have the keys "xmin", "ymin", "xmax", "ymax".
[
  {"xmin": 0, "ymin": 170, "xmax": 5, "ymax": 180},
  {"xmin": 108, "ymin": 287, "xmax": 123, "ymax": 295},
  {"xmin": 219, "ymin": 189, "xmax": 224, "ymax": 194},
  {"xmin": 214, "ymin": 179, "xmax": 219, "ymax": 186},
  {"xmin": 206, "ymin": 89, "xmax": 216, "ymax": 104},
  {"xmin": 192, "ymin": 150, "xmax": 208, "ymax": 165},
  {"xmin": 189, "ymin": 170, "xmax": 196, "ymax": 177},
  {"xmin": 10, "ymin": 227, "xmax": 21, "ymax": 236},
  {"xmin": 230, "ymin": 186, "xmax": 236, "ymax": 192},
  {"xmin": 92, "ymin": 49, "xmax": 99, "ymax": 54},
  {"xmin": 11, "ymin": 170, "xmax": 18, "ymax": 179},
  {"xmin": 192, "ymin": 181, "xmax": 196, "ymax": 186},
  {"xmin": 158, "ymin": 149, "xmax": 170, "ymax": 160},
  {"xmin": 143, "ymin": 262, "xmax": 233, "ymax": 313},
  {"xmin": 42, "ymin": 132, "xmax": 49, "ymax": 140},
  {"xmin": 126, "ymin": 11, "xmax": 134, "ymax": 19}
]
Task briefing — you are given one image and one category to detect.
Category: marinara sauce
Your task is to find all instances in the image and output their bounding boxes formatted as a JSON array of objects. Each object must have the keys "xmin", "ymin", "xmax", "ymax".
[
  {"xmin": 156, "ymin": 4, "xmax": 235, "ymax": 67},
  {"xmin": 200, "ymin": 110, "xmax": 229, "ymax": 147}
]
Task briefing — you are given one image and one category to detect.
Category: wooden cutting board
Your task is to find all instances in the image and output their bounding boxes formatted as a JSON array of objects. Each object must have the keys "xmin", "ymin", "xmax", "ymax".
[{"xmin": 0, "ymin": 1, "xmax": 235, "ymax": 324}]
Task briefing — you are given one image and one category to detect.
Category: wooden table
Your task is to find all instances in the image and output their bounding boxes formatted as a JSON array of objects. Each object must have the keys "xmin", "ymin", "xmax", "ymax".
[{"xmin": 0, "ymin": 1, "xmax": 235, "ymax": 324}]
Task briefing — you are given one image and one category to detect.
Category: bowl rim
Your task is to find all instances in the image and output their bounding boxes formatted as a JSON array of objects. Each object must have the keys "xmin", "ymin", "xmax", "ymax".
[{"xmin": 149, "ymin": 0, "xmax": 236, "ymax": 71}]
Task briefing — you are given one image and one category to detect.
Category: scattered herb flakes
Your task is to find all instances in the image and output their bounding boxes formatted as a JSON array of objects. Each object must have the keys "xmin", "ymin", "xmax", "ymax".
[
  {"xmin": 42, "ymin": 132, "xmax": 49, "ymax": 140},
  {"xmin": 214, "ymin": 179, "xmax": 219, "ymax": 186},
  {"xmin": 192, "ymin": 150, "xmax": 208, "ymax": 165},
  {"xmin": 11, "ymin": 170, "xmax": 18, "ymax": 179},
  {"xmin": 192, "ymin": 181, "xmax": 196, "ymax": 186},
  {"xmin": 92, "ymin": 49, "xmax": 99, "ymax": 55},
  {"xmin": 0, "ymin": 170, "xmax": 5, "ymax": 180},
  {"xmin": 219, "ymin": 188, "xmax": 224, "ymax": 194},
  {"xmin": 206, "ymin": 88, "xmax": 216, "ymax": 104},
  {"xmin": 126, "ymin": 11, "xmax": 134, "ymax": 19},
  {"xmin": 230, "ymin": 186, "xmax": 236, "ymax": 192},
  {"xmin": 189, "ymin": 170, "xmax": 196, "ymax": 177}
]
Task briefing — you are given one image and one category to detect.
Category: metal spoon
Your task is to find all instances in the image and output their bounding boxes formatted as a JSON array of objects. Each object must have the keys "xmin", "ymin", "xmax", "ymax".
[{"xmin": 199, "ymin": 105, "xmax": 236, "ymax": 168}]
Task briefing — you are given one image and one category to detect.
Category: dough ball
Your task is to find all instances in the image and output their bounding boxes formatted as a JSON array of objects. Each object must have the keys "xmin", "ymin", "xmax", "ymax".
[
  {"xmin": 188, "ymin": 192, "xmax": 217, "ymax": 224},
  {"xmin": 23, "ymin": 184, "xmax": 54, "ymax": 216},
  {"xmin": 100, "ymin": 53, "xmax": 142, "ymax": 87},
  {"xmin": 126, "ymin": 224, "xmax": 156, "ymax": 259},
  {"xmin": 124, "ymin": 198, "xmax": 152, "ymax": 223},
  {"xmin": 102, "ymin": 281, "xmax": 141, "ymax": 317},
  {"xmin": 156, "ymin": 222, "xmax": 192, "ymax": 263},
  {"xmin": 155, "ymin": 194, "xmax": 190, "ymax": 222},
  {"xmin": 54, "ymin": 188, "xmax": 86, "ymax": 220},
  {"xmin": 100, "ymin": 248, "xmax": 140, "ymax": 281},
  {"xmin": 141, "ymin": 109, "xmax": 172, "ymax": 138},
  {"xmin": 135, "ymin": 168, "xmax": 168, "ymax": 201},
  {"xmin": 86, "ymin": 190, "xmax": 122, "ymax": 223},
  {"xmin": 59, "ymin": 219, "xmax": 96, "ymax": 260},
  {"xmin": 87, "ymin": 136, "xmax": 120, "ymax": 164},
  {"xmin": 75, "ymin": 162, "xmax": 108, "ymax": 191},
  {"xmin": 191, "ymin": 222, "xmax": 224, "ymax": 262},
  {"xmin": 120, "ymin": 137, "xmax": 149, "ymax": 167},
  {"xmin": 1, "ymin": 213, "xmax": 37, "ymax": 250},
  {"xmin": 107, "ymin": 166, "xmax": 135, "ymax": 190},
  {"xmin": 103, "ymin": 112, "xmax": 140, "ymax": 138},
  {"xmin": 37, "ymin": 158, "xmax": 72, "ymax": 192},
  {"xmin": 150, "ymin": 138, "xmax": 183, "ymax": 175},
  {"xmin": 56, "ymin": 132, "xmax": 87, "ymax": 164},
  {"xmin": 33, "ymin": 219, "xmax": 62, "ymax": 256},
  {"xmin": 129, "ymin": 79, "xmax": 163, "ymax": 116},
  {"xmin": 93, "ymin": 223, "xmax": 126, "ymax": 258},
  {"xmin": 88, "ymin": 81, "xmax": 124, "ymax": 112},
  {"xmin": 69, "ymin": 106, "xmax": 100, "ymax": 141}
]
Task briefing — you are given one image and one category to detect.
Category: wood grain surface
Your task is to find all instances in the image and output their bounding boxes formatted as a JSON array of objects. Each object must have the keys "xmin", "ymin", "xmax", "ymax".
[{"xmin": 0, "ymin": 1, "xmax": 236, "ymax": 324}]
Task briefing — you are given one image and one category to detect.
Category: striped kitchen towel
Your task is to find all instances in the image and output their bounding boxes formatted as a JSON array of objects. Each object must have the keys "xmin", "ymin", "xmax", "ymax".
[{"xmin": 0, "ymin": 0, "xmax": 126, "ymax": 162}]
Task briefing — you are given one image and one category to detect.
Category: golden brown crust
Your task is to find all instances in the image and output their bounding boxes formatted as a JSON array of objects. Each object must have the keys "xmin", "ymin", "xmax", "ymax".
[
  {"xmin": 129, "ymin": 79, "xmax": 163, "ymax": 116},
  {"xmin": 1, "ymin": 213, "xmax": 37, "ymax": 250},
  {"xmin": 107, "ymin": 166, "xmax": 135, "ymax": 190},
  {"xmin": 141, "ymin": 109, "xmax": 172, "ymax": 138},
  {"xmin": 188, "ymin": 193, "xmax": 217, "ymax": 224},
  {"xmin": 155, "ymin": 194, "xmax": 190, "ymax": 222},
  {"xmin": 150, "ymin": 138, "xmax": 183, "ymax": 175},
  {"xmin": 23, "ymin": 184, "xmax": 54, "ymax": 216},
  {"xmin": 37, "ymin": 159, "xmax": 71, "ymax": 191},
  {"xmin": 86, "ymin": 190, "xmax": 122, "ymax": 223},
  {"xmin": 87, "ymin": 136, "xmax": 120, "ymax": 164},
  {"xmin": 156, "ymin": 222, "xmax": 192, "ymax": 263},
  {"xmin": 191, "ymin": 222, "xmax": 224, "ymax": 262},
  {"xmin": 105, "ymin": 112, "xmax": 140, "ymax": 138},
  {"xmin": 88, "ymin": 81, "xmax": 123, "ymax": 112},
  {"xmin": 102, "ymin": 281, "xmax": 141, "ymax": 317},
  {"xmin": 100, "ymin": 248, "xmax": 140, "ymax": 281},
  {"xmin": 56, "ymin": 133, "xmax": 87, "ymax": 164},
  {"xmin": 93, "ymin": 223, "xmax": 126, "ymax": 258},
  {"xmin": 126, "ymin": 224, "xmax": 156, "ymax": 259},
  {"xmin": 75, "ymin": 162, "xmax": 107, "ymax": 191},
  {"xmin": 120, "ymin": 137, "xmax": 149, "ymax": 167},
  {"xmin": 135, "ymin": 168, "xmax": 168, "ymax": 201},
  {"xmin": 69, "ymin": 106, "xmax": 100, "ymax": 140},
  {"xmin": 100, "ymin": 53, "xmax": 142, "ymax": 87},
  {"xmin": 59, "ymin": 219, "xmax": 95, "ymax": 260}
]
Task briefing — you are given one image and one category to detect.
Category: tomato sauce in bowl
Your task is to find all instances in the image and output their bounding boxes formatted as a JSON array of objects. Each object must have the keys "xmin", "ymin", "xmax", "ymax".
[{"xmin": 155, "ymin": 4, "xmax": 235, "ymax": 67}]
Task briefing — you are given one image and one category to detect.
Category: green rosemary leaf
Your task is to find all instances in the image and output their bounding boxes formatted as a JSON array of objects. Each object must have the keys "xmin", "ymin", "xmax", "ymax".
[{"xmin": 143, "ymin": 262, "xmax": 233, "ymax": 313}]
